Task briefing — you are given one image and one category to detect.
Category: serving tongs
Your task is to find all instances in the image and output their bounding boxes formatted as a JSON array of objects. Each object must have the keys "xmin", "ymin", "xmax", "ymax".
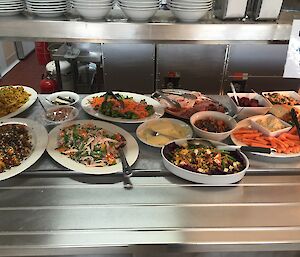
[
  {"xmin": 291, "ymin": 108, "xmax": 300, "ymax": 140},
  {"xmin": 152, "ymin": 91, "xmax": 181, "ymax": 109},
  {"xmin": 189, "ymin": 138, "xmax": 276, "ymax": 154},
  {"xmin": 159, "ymin": 90, "xmax": 197, "ymax": 100},
  {"xmin": 117, "ymin": 138, "xmax": 133, "ymax": 190},
  {"xmin": 102, "ymin": 91, "xmax": 125, "ymax": 110}
]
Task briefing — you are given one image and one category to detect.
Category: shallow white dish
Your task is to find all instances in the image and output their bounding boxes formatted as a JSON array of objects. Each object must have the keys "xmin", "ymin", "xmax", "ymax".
[
  {"xmin": 250, "ymin": 114, "xmax": 292, "ymax": 137},
  {"xmin": 231, "ymin": 115, "xmax": 300, "ymax": 158},
  {"xmin": 0, "ymin": 86, "xmax": 37, "ymax": 119},
  {"xmin": 81, "ymin": 91, "xmax": 164, "ymax": 124},
  {"xmin": 42, "ymin": 105, "xmax": 79, "ymax": 125},
  {"xmin": 227, "ymin": 92, "xmax": 272, "ymax": 120},
  {"xmin": 190, "ymin": 111, "xmax": 237, "ymax": 142},
  {"xmin": 161, "ymin": 138, "xmax": 249, "ymax": 184},
  {"xmin": 262, "ymin": 91, "xmax": 300, "ymax": 107},
  {"xmin": 0, "ymin": 118, "xmax": 48, "ymax": 181},
  {"xmin": 47, "ymin": 91, "xmax": 80, "ymax": 106},
  {"xmin": 136, "ymin": 118, "xmax": 193, "ymax": 148},
  {"xmin": 47, "ymin": 120, "xmax": 139, "ymax": 175}
]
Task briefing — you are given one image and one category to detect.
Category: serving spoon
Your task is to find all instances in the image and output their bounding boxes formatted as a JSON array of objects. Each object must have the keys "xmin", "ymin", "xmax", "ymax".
[
  {"xmin": 189, "ymin": 138, "xmax": 275, "ymax": 154},
  {"xmin": 159, "ymin": 90, "xmax": 197, "ymax": 100},
  {"xmin": 117, "ymin": 140, "xmax": 133, "ymax": 190},
  {"xmin": 152, "ymin": 91, "xmax": 181, "ymax": 109},
  {"xmin": 230, "ymin": 83, "xmax": 240, "ymax": 106}
]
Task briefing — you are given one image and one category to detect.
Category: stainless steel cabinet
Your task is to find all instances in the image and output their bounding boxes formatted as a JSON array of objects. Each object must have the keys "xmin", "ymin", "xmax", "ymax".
[
  {"xmin": 102, "ymin": 43, "xmax": 155, "ymax": 94},
  {"xmin": 156, "ymin": 44, "xmax": 227, "ymax": 94},
  {"xmin": 226, "ymin": 44, "xmax": 299, "ymax": 92}
]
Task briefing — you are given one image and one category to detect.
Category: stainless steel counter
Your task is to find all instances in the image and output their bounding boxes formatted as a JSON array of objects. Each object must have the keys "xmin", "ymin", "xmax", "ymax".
[
  {"xmin": 0, "ymin": 10, "xmax": 298, "ymax": 43},
  {"xmin": 1, "ymin": 96, "xmax": 300, "ymax": 256}
]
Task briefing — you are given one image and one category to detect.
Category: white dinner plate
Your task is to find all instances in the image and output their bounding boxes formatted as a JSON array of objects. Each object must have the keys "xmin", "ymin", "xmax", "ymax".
[
  {"xmin": 81, "ymin": 91, "xmax": 165, "ymax": 124},
  {"xmin": 231, "ymin": 115, "xmax": 300, "ymax": 158},
  {"xmin": 0, "ymin": 119, "xmax": 48, "ymax": 181},
  {"xmin": 47, "ymin": 120, "xmax": 139, "ymax": 174},
  {"xmin": 0, "ymin": 86, "xmax": 37, "ymax": 119}
]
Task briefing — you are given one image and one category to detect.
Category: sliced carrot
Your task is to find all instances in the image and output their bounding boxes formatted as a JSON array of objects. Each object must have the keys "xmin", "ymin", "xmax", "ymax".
[
  {"xmin": 284, "ymin": 133, "xmax": 300, "ymax": 141},
  {"xmin": 288, "ymin": 126, "xmax": 297, "ymax": 135}
]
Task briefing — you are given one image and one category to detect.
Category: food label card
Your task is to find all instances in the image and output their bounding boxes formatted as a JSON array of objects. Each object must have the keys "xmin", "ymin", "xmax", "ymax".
[{"xmin": 283, "ymin": 20, "xmax": 300, "ymax": 79}]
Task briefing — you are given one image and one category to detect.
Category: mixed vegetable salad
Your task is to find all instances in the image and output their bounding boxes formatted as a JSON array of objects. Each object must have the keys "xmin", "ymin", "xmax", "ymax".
[
  {"xmin": 264, "ymin": 93, "xmax": 300, "ymax": 106},
  {"xmin": 56, "ymin": 124, "xmax": 125, "ymax": 167},
  {"xmin": 89, "ymin": 93, "xmax": 155, "ymax": 119},
  {"xmin": 164, "ymin": 142, "xmax": 245, "ymax": 175}
]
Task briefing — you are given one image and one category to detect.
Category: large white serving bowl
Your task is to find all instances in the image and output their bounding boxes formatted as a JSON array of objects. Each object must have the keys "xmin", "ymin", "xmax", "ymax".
[
  {"xmin": 161, "ymin": 138, "xmax": 249, "ymax": 184},
  {"xmin": 227, "ymin": 92, "xmax": 272, "ymax": 120},
  {"xmin": 190, "ymin": 111, "xmax": 237, "ymax": 142},
  {"xmin": 120, "ymin": 6, "xmax": 158, "ymax": 21}
]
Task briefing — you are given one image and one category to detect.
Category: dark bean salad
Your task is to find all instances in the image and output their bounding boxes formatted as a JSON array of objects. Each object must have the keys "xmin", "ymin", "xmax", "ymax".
[
  {"xmin": 0, "ymin": 124, "xmax": 32, "ymax": 172},
  {"xmin": 164, "ymin": 142, "xmax": 246, "ymax": 175}
]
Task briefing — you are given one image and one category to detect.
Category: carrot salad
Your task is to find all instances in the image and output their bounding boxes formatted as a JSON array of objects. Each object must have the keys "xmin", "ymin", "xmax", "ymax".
[
  {"xmin": 233, "ymin": 126, "xmax": 300, "ymax": 154},
  {"xmin": 89, "ymin": 94, "xmax": 154, "ymax": 119}
]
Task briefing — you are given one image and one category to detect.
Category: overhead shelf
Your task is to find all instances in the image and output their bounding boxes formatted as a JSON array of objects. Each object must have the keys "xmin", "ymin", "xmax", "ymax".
[{"xmin": 0, "ymin": 10, "xmax": 298, "ymax": 43}]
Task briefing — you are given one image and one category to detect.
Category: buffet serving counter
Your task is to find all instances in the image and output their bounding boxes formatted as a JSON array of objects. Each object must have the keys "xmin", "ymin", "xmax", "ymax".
[{"xmin": 1, "ymin": 95, "xmax": 300, "ymax": 256}]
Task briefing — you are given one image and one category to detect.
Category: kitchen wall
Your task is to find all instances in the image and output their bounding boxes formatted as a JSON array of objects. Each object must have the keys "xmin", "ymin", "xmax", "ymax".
[{"xmin": 0, "ymin": 41, "xmax": 19, "ymax": 78}]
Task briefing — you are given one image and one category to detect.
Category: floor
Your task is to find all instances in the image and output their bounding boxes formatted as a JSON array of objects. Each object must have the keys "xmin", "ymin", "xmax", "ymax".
[{"xmin": 0, "ymin": 51, "xmax": 45, "ymax": 92}]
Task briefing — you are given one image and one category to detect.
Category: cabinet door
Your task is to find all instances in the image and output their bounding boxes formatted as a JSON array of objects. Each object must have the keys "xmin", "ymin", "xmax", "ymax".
[
  {"xmin": 102, "ymin": 44, "xmax": 155, "ymax": 94},
  {"xmin": 156, "ymin": 44, "xmax": 227, "ymax": 94},
  {"xmin": 226, "ymin": 44, "xmax": 299, "ymax": 92}
]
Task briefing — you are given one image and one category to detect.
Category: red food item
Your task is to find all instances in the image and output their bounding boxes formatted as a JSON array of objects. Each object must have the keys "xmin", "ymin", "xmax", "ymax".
[
  {"xmin": 195, "ymin": 118, "xmax": 230, "ymax": 133},
  {"xmin": 159, "ymin": 91, "xmax": 225, "ymax": 119},
  {"xmin": 232, "ymin": 96, "xmax": 263, "ymax": 107}
]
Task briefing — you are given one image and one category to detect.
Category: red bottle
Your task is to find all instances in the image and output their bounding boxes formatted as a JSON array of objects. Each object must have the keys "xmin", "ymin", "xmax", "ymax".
[
  {"xmin": 40, "ymin": 73, "xmax": 57, "ymax": 93},
  {"xmin": 35, "ymin": 42, "xmax": 51, "ymax": 66}
]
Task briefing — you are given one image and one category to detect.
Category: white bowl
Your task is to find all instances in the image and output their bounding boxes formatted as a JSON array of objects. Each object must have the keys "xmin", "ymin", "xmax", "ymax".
[
  {"xmin": 75, "ymin": 6, "xmax": 112, "ymax": 19},
  {"xmin": 168, "ymin": 7, "xmax": 209, "ymax": 22},
  {"xmin": 227, "ymin": 92, "xmax": 272, "ymax": 120},
  {"xmin": 120, "ymin": 6, "xmax": 158, "ymax": 21},
  {"xmin": 136, "ymin": 118, "xmax": 193, "ymax": 148},
  {"xmin": 250, "ymin": 114, "xmax": 292, "ymax": 137},
  {"xmin": 161, "ymin": 138, "xmax": 249, "ymax": 184},
  {"xmin": 47, "ymin": 91, "xmax": 80, "ymax": 106},
  {"xmin": 190, "ymin": 111, "xmax": 237, "ymax": 141}
]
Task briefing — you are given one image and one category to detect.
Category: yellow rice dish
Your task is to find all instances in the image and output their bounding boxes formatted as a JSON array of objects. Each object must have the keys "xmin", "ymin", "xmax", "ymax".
[{"xmin": 0, "ymin": 86, "xmax": 31, "ymax": 118}]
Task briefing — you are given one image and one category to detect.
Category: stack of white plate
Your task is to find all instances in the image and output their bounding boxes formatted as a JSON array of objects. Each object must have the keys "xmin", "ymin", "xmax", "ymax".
[
  {"xmin": 0, "ymin": 0, "xmax": 25, "ymax": 16},
  {"xmin": 167, "ymin": 0, "xmax": 212, "ymax": 22},
  {"xmin": 25, "ymin": 0, "xmax": 69, "ymax": 18},
  {"xmin": 118, "ymin": 0, "xmax": 161, "ymax": 22},
  {"xmin": 71, "ymin": 0, "xmax": 114, "ymax": 20}
]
